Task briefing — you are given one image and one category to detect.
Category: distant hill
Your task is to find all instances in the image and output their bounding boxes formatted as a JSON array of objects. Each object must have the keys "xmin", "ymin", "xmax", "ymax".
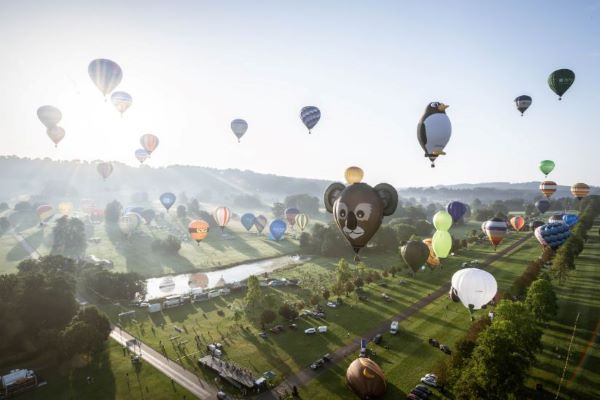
[{"xmin": 0, "ymin": 156, "xmax": 596, "ymax": 207}]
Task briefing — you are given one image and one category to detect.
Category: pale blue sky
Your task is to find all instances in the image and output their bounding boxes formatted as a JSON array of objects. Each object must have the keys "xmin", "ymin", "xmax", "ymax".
[{"xmin": 1, "ymin": 1, "xmax": 599, "ymax": 187}]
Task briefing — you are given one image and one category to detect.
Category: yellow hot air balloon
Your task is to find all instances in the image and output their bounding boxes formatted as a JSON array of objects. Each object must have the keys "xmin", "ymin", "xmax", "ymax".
[
  {"xmin": 188, "ymin": 220, "xmax": 209, "ymax": 244},
  {"xmin": 422, "ymin": 238, "xmax": 440, "ymax": 267},
  {"xmin": 58, "ymin": 202, "xmax": 73, "ymax": 217},
  {"xmin": 570, "ymin": 183, "xmax": 590, "ymax": 201},
  {"xmin": 295, "ymin": 213, "xmax": 309, "ymax": 231},
  {"xmin": 344, "ymin": 166, "xmax": 364, "ymax": 184}
]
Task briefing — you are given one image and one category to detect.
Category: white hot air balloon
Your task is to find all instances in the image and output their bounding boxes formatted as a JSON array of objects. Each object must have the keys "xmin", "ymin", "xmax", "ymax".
[{"xmin": 451, "ymin": 268, "xmax": 497, "ymax": 311}]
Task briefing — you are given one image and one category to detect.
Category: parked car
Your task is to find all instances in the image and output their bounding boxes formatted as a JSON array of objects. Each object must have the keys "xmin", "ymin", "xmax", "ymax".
[
  {"xmin": 358, "ymin": 294, "xmax": 368, "ymax": 301},
  {"xmin": 258, "ymin": 331, "xmax": 268, "ymax": 339},
  {"xmin": 217, "ymin": 391, "xmax": 232, "ymax": 400},
  {"xmin": 439, "ymin": 344, "xmax": 452, "ymax": 355},
  {"xmin": 304, "ymin": 328, "xmax": 316, "ymax": 334},
  {"xmin": 322, "ymin": 353, "xmax": 331, "ymax": 362},
  {"xmin": 390, "ymin": 321, "xmax": 399, "ymax": 335},
  {"xmin": 270, "ymin": 325, "xmax": 284, "ymax": 333},
  {"xmin": 288, "ymin": 323, "xmax": 297, "ymax": 329},
  {"xmin": 410, "ymin": 389, "xmax": 428, "ymax": 399},
  {"xmin": 420, "ymin": 374, "xmax": 438, "ymax": 387},
  {"xmin": 378, "ymin": 282, "xmax": 388, "ymax": 287},
  {"xmin": 315, "ymin": 312, "xmax": 326, "ymax": 319},
  {"xmin": 382, "ymin": 293, "xmax": 392, "ymax": 302},
  {"xmin": 372, "ymin": 333, "xmax": 383, "ymax": 344},
  {"xmin": 310, "ymin": 359, "xmax": 325, "ymax": 370},
  {"xmin": 326, "ymin": 301, "xmax": 337, "ymax": 308},
  {"xmin": 317, "ymin": 325, "xmax": 328, "ymax": 333},
  {"xmin": 428, "ymin": 338, "xmax": 439, "ymax": 347}
]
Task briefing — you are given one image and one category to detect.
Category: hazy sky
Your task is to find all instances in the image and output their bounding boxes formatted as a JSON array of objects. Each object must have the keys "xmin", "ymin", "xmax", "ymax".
[{"xmin": 1, "ymin": 1, "xmax": 599, "ymax": 187}]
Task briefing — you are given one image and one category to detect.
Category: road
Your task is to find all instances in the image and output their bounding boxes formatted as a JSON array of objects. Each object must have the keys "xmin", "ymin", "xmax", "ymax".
[
  {"xmin": 110, "ymin": 327, "xmax": 218, "ymax": 399},
  {"xmin": 259, "ymin": 233, "xmax": 533, "ymax": 399}
]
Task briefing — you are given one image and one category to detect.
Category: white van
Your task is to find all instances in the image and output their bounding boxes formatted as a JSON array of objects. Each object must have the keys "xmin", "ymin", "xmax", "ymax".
[
  {"xmin": 390, "ymin": 321, "xmax": 399, "ymax": 335},
  {"xmin": 317, "ymin": 326, "xmax": 328, "ymax": 333}
]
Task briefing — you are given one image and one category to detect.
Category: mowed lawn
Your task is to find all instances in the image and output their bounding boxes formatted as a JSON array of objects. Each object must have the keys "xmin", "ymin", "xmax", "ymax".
[
  {"xmin": 13, "ymin": 340, "xmax": 195, "ymax": 400},
  {"xmin": 525, "ymin": 222, "xmax": 600, "ymax": 399},
  {"xmin": 103, "ymin": 232, "xmax": 531, "ymax": 392},
  {"xmin": 298, "ymin": 237, "xmax": 543, "ymax": 399}
]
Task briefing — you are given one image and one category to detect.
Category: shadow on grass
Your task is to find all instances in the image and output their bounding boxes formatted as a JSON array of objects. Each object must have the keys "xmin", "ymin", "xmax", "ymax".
[
  {"xmin": 6, "ymin": 229, "xmax": 44, "ymax": 261},
  {"xmin": 9, "ymin": 211, "xmax": 38, "ymax": 232}
]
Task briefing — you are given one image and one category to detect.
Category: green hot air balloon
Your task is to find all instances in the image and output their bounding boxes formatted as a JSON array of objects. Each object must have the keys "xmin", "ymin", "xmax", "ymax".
[
  {"xmin": 433, "ymin": 210, "xmax": 453, "ymax": 231},
  {"xmin": 539, "ymin": 160, "xmax": 555, "ymax": 177},
  {"xmin": 548, "ymin": 69, "xmax": 575, "ymax": 100},
  {"xmin": 432, "ymin": 231, "xmax": 452, "ymax": 258}
]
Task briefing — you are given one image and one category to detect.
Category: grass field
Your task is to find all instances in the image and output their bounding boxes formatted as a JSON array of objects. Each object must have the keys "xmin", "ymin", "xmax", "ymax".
[
  {"xmin": 525, "ymin": 222, "xmax": 600, "ymax": 399},
  {"xmin": 99, "ymin": 232, "xmax": 530, "ymax": 395},
  {"xmin": 11, "ymin": 340, "xmax": 195, "ymax": 400}
]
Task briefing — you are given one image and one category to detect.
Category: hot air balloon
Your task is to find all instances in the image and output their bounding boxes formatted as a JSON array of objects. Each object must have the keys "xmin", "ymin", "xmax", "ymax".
[
  {"xmin": 213, "ymin": 207, "xmax": 231, "ymax": 231},
  {"xmin": 188, "ymin": 272, "xmax": 209, "ymax": 289},
  {"xmin": 97, "ymin": 162, "xmax": 113, "ymax": 180},
  {"xmin": 241, "ymin": 213, "xmax": 256, "ymax": 232},
  {"xmin": 539, "ymin": 160, "xmax": 555, "ymax": 177},
  {"xmin": 295, "ymin": 213, "xmax": 309, "ymax": 231},
  {"xmin": 140, "ymin": 134, "xmax": 159, "ymax": 155},
  {"xmin": 37, "ymin": 105, "xmax": 62, "ymax": 128},
  {"xmin": 548, "ymin": 69, "xmax": 575, "ymax": 100},
  {"xmin": 36, "ymin": 205, "xmax": 54, "ymax": 222},
  {"xmin": 433, "ymin": 210, "xmax": 453, "ymax": 231},
  {"xmin": 422, "ymin": 238, "xmax": 440, "ymax": 267},
  {"xmin": 269, "ymin": 219, "xmax": 287, "ymax": 240},
  {"xmin": 548, "ymin": 214, "xmax": 564, "ymax": 224},
  {"xmin": 346, "ymin": 357, "xmax": 386, "ymax": 400},
  {"xmin": 535, "ymin": 199, "xmax": 551, "ymax": 214},
  {"xmin": 400, "ymin": 240, "xmax": 430, "ymax": 272},
  {"xmin": 417, "ymin": 102, "xmax": 451, "ymax": 167},
  {"xmin": 110, "ymin": 91, "xmax": 132, "ymax": 115},
  {"xmin": 230, "ymin": 119, "xmax": 248, "ymax": 142},
  {"xmin": 562, "ymin": 214, "xmax": 578, "ymax": 227},
  {"xmin": 140, "ymin": 209, "xmax": 156, "ymax": 224},
  {"xmin": 284, "ymin": 208, "xmax": 300, "ymax": 227},
  {"xmin": 58, "ymin": 202, "xmax": 73, "ymax": 217},
  {"xmin": 188, "ymin": 220, "xmax": 209, "ymax": 244},
  {"xmin": 135, "ymin": 149, "xmax": 149, "ymax": 164},
  {"xmin": 510, "ymin": 216, "xmax": 526, "ymax": 231},
  {"xmin": 529, "ymin": 220, "xmax": 544, "ymax": 231},
  {"xmin": 432, "ymin": 230, "xmax": 452, "ymax": 259},
  {"xmin": 345, "ymin": 166, "xmax": 364, "ymax": 185},
  {"xmin": 47, "ymin": 126, "xmax": 66, "ymax": 147},
  {"xmin": 324, "ymin": 173, "xmax": 398, "ymax": 259},
  {"xmin": 446, "ymin": 201, "xmax": 467, "ymax": 223},
  {"xmin": 540, "ymin": 181, "xmax": 557, "ymax": 198},
  {"xmin": 254, "ymin": 215, "xmax": 267, "ymax": 234},
  {"xmin": 483, "ymin": 217, "xmax": 507, "ymax": 250},
  {"xmin": 451, "ymin": 268, "xmax": 497, "ymax": 311},
  {"xmin": 514, "ymin": 95, "xmax": 532, "ymax": 116},
  {"xmin": 571, "ymin": 183, "xmax": 590, "ymax": 201},
  {"xmin": 160, "ymin": 192, "xmax": 176, "ymax": 211},
  {"xmin": 300, "ymin": 106, "xmax": 321, "ymax": 134},
  {"xmin": 88, "ymin": 59, "xmax": 123, "ymax": 97},
  {"xmin": 119, "ymin": 213, "xmax": 141, "ymax": 236},
  {"xmin": 535, "ymin": 222, "xmax": 570, "ymax": 250}
]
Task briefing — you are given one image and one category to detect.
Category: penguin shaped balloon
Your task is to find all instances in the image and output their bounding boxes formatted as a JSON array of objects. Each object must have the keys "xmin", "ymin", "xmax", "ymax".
[
  {"xmin": 417, "ymin": 102, "xmax": 452, "ymax": 167},
  {"xmin": 324, "ymin": 167, "xmax": 398, "ymax": 260}
]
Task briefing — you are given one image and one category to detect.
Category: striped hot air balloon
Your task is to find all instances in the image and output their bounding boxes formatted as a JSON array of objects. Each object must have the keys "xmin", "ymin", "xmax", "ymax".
[
  {"xmin": 36, "ymin": 205, "xmax": 54, "ymax": 222},
  {"xmin": 140, "ymin": 134, "xmax": 159, "ymax": 155},
  {"xmin": 300, "ymin": 106, "xmax": 321, "ymax": 134},
  {"xmin": 135, "ymin": 149, "xmax": 149, "ymax": 164},
  {"xmin": 570, "ymin": 183, "xmax": 590, "ymax": 201},
  {"xmin": 539, "ymin": 181, "xmax": 557, "ymax": 198},
  {"xmin": 188, "ymin": 220, "xmax": 209, "ymax": 244},
  {"xmin": 88, "ymin": 59, "xmax": 123, "ymax": 97},
  {"xmin": 111, "ymin": 91, "xmax": 132, "ymax": 115},
  {"xmin": 483, "ymin": 217, "xmax": 508, "ymax": 250},
  {"xmin": 295, "ymin": 213, "xmax": 309, "ymax": 231},
  {"xmin": 254, "ymin": 215, "xmax": 267, "ymax": 234},
  {"xmin": 284, "ymin": 207, "xmax": 300, "ymax": 227},
  {"xmin": 510, "ymin": 216, "xmax": 526, "ymax": 231},
  {"xmin": 213, "ymin": 207, "xmax": 231, "ymax": 231}
]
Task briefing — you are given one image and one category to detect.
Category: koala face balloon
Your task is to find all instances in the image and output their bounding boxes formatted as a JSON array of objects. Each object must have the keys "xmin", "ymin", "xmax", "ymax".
[{"xmin": 324, "ymin": 181, "xmax": 398, "ymax": 257}]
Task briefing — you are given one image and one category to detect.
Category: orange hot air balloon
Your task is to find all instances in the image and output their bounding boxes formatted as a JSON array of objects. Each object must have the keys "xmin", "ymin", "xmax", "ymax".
[
  {"xmin": 570, "ymin": 183, "xmax": 590, "ymax": 201},
  {"xmin": 539, "ymin": 180, "xmax": 557, "ymax": 198},
  {"xmin": 510, "ymin": 216, "xmax": 526, "ymax": 231},
  {"xmin": 140, "ymin": 134, "xmax": 159, "ymax": 155},
  {"xmin": 344, "ymin": 166, "xmax": 364, "ymax": 184},
  {"xmin": 188, "ymin": 220, "xmax": 209, "ymax": 244},
  {"xmin": 422, "ymin": 238, "xmax": 440, "ymax": 267}
]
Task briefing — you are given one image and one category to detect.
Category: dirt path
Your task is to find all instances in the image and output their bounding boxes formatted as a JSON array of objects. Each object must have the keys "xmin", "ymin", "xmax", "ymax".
[{"xmin": 259, "ymin": 234, "xmax": 533, "ymax": 399}]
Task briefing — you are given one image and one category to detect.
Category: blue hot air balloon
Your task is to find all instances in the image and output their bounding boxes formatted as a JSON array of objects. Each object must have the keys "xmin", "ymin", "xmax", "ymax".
[
  {"xmin": 446, "ymin": 201, "xmax": 467, "ymax": 223},
  {"xmin": 241, "ymin": 213, "xmax": 256, "ymax": 232},
  {"xmin": 562, "ymin": 214, "xmax": 578, "ymax": 227},
  {"xmin": 534, "ymin": 222, "xmax": 570, "ymax": 250},
  {"xmin": 160, "ymin": 192, "xmax": 176, "ymax": 211},
  {"xmin": 269, "ymin": 219, "xmax": 287, "ymax": 240},
  {"xmin": 300, "ymin": 106, "xmax": 321, "ymax": 133},
  {"xmin": 535, "ymin": 199, "xmax": 551, "ymax": 214}
]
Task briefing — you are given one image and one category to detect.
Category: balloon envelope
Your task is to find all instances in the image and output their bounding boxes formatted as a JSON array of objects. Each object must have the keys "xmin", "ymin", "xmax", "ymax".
[
  {"xmin": 254, "ymin": 215, "xmax": 267, "ymax": 233},
  {"xmin": 510, "ymin": 216, "xmax": 526, "ymax": 231},
  {"xmin": 160, "ymin": 192, "xmax": 176, "ymax": 211},
  {"xmin": 47, "ymin": 126, "xmax": 65, "ymax": 146},
  {"xmin": 535, "ymin": 222, "xmax": 570, "ymax": 250},
  {"xmin": 213, "ymin": 207, "xmax": 231, "ymax": 230},
  {"xmin": 483, "ymin": 218, "xmax": 507, "ymax": 249},
  {"xmin": 535, "ymin": 199, "xmax": 551, "ymax": 214},
  {"xmin": 140, "ymin": 134, "xmax": 159, "ymax": 154},
  {"xmin": 570, "ymin": 183, "xmax": 590, "ymax": 200},
  {"xmin": 433, "ymin": 210, "xmax": 453, "ymax": 231},
  {"xmin": 417, "ymin": 102, "xmax": 452, "ymax": 167},
  {"xmin": 346, "ymin": 357, "xmax": 386, "ymax": 400},
  {"xmin": 562, "ymin": 214, "xmax": 578, "ymax": 227},
  {"xmin": 422, "ymin": 238, "xmax": 440, "ymax": 267},
  {"xmin": 58, "ymin": 202, "xmax": 73, "ymax": 216},
  {"xmin": 539, "ymin": 181, "xmax": 557, "ymax": 198},
  {"xmin": 432, "ymin": 230, "xmax": 452, "ymax": 258},
  {"xmin": 119, "ymin": 213, "xmax": 141, "ymax": 235},
  {"xmin": 241, "ymin": 213, "xmax": 256, "ymax": 231},
  {"xmin": 140, "ymin": 209, "xmax": 156, "ymax": 224},
  {"xmin": 539, "ymin": 160, "xmax": 555, "ymax": 176},
  {"xmin": 97, "ymin": 162, "xmax": 113, "ymax": 180},
  {"xmin": 548, "ymin": 69, "xmax": 575, "ymax": 100},
  {"xmin": 88, "ymin": 59, "xmax": 123, "ymax": 96},
  {"xmin": 300, "ymin": 106, "xmax": 321, "ymax": 132},
  {"xmin": 270, "ymin": 219, "xmax": 287, "ymax": 240},
  {"xmin": 451, "ymin": 268, "xmax": 497, "ymax": 310},
  {"xmin": 37, "ymin": 105, "xmax": 62, "ymax": 128},
  {"xmin": 135, "ymin": 149, "xmax": 149, "ymax": 164},
  {"xmin": 400, "ymin": 240, "xmax": 430, "ymax": 272},
  {"xmin": 231, "ymin": 119, "xmax": 248, "ymax": 142},
  {"xmin": 36, "ymin": 205, "xmax": 54, "ymax": 222},
  {"xmin": 446, "ymin": 201, "xmax": 467, "ymax": 223},
  {"xmin": 188, "ymin": 220, "xmax": 209, "ymax": 243},
  {"xmin": 514, "ymin": 95, "xmax": 532, "ymax": 115},
  {"xmin": 284, "ymin": 208, "xmax": 300, "ymax": 226},
  {"xmin": 295, "ymin": 213, "xmax": 309, "ymax": 231},
  {"xmin": 110, "ymin": 91, "xmax": 132, "ymax": 114},
  {"xmin": 345, "ymin": 166, "xmax": 364, "ymax": 184},
  {"xmin": 529, "ymin": 220, "xmax": 544, "ymax": 231}
]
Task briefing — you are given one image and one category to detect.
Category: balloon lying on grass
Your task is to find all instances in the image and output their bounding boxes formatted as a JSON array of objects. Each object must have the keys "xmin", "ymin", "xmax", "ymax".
[
  {"xmin": 417, "ymin": 101, "xmax": 452, "ymax": 167},
  {"xmin": 324, "ymin": 171, "xmax": 398, "ymax": 260},
  {"xmin": 450, "ymin": 268, "xmax": 498, "ymax": 311},
  {"xmin": 346, "ymin": 357, "xmax": 386, "ymax": 400}
]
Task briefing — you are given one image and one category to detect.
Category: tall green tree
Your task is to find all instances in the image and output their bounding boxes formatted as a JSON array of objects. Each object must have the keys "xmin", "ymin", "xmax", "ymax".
[
  {"xmin": 51, "ymin": 216, "xmax": 87, "ymax": 258},
  {"xmin": 525, "ymin": 278, "xmax": 558, "ymax": 322},
  {"xmin": 104, "ymin": 200, "xmax": 122, "ymax": 223},
  {"xmin": 245, "ymin": 275, "xmax": 261, "ymax": 310},
  {"xmin": 335, "ymin": 258, "xmax": 351, "ymax": 285}
]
